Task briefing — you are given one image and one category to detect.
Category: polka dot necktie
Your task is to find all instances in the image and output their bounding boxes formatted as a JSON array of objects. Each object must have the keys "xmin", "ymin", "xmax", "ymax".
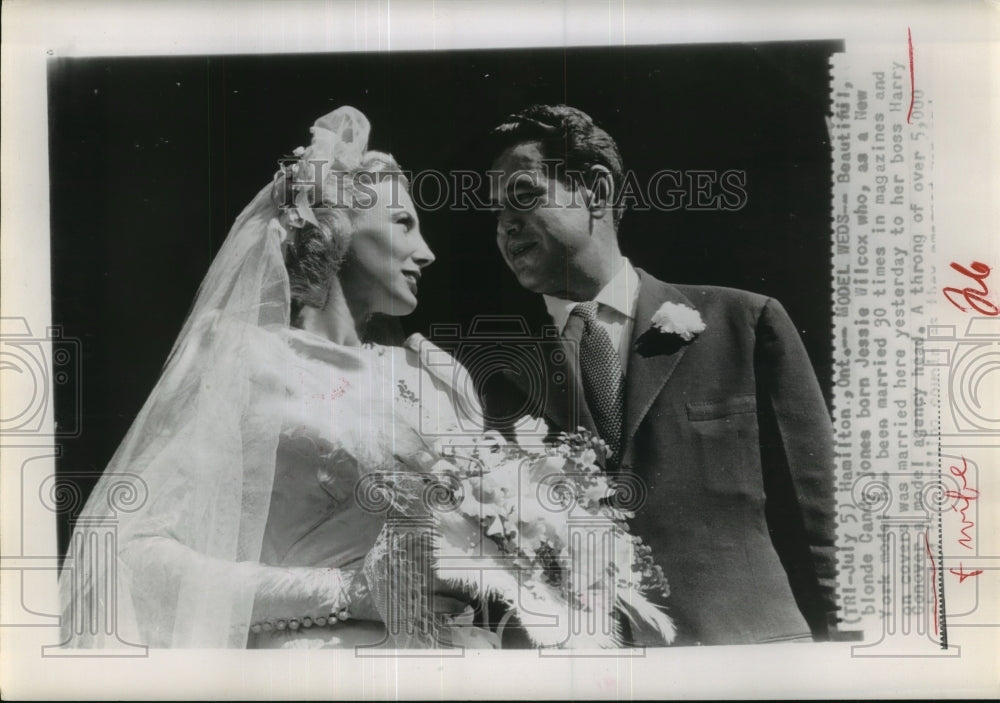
[{"xmin": 569, "ymin": 301, "xmax": 625, "ymax": 464}]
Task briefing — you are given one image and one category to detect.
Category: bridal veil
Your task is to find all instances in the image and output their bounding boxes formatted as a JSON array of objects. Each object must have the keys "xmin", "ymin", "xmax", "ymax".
[{"xmin": 59, "ymin": 107, "xmax": 376, "ymax": 648}]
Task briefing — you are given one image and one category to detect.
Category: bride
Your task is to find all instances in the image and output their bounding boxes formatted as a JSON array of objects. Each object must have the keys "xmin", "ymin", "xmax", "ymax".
[{"xmin": 59, "ymin": 106, "xmax": 489, "ymax": 649}]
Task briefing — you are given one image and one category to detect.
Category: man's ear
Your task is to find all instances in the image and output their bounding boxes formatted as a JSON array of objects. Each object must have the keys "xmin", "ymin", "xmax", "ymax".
[{"xmin": 587, "ymin": 164, "xmax": 614, "ymax": 221}]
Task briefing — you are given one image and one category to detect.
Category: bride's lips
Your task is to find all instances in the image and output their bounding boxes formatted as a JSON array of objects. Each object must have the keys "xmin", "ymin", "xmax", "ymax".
[{"xmin": 402, "ymin": 270, "xmax": 421, "ymax": 292}]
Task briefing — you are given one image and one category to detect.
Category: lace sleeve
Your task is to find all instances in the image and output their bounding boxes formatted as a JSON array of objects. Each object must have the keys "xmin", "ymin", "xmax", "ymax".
[
  {"xmin": 117, "ymin": 534, "xmax": 378, "ymax": 643},
  {"xmin": 250, "ymin": 562, "xmax": 380, "ymax": 624}
]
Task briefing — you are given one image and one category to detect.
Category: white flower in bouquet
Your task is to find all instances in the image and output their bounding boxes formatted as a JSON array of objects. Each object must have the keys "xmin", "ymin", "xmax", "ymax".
[{"xmin": 385, "ymin": 421, "xmax": 676, "ymax": 649}]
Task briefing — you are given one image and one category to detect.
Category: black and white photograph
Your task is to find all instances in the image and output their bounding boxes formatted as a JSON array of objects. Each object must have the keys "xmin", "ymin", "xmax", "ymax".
[
  {"xmin": 1, "ymin": 1, "xmax": 997, "ymax": 699},
  {"xmin": 47, "ymin": 39, "xmax": 841, "ymax": 651}
]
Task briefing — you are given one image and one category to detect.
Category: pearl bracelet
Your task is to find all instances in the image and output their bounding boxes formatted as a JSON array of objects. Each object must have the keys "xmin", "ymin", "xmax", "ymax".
[
  {"xmin": 250, "ymin": 607, "xmax": 351, "ymax": 634},
  {"xmin": 249, "ymin": 568, "xmax": 358, "ymax": 635}
]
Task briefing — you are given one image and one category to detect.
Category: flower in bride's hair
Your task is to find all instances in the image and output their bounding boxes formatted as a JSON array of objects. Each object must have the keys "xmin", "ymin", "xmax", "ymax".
[
  {"xmin": 650, "ymin": 302, "xmax": 706, "ymax": 341},
  {"xmin": 279, "ymin": 107, "xmax": 371, "ymax": 230}
]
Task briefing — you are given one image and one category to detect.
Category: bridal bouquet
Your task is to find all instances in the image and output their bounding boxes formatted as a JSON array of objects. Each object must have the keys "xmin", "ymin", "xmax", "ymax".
[{"xmin": 362, "ymin": 428, "xmax": 675, "ymax": 649}]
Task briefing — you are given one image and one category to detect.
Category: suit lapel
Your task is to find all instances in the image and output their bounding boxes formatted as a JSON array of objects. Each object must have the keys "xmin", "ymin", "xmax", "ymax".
[
  {"xmin": 504, "ymin": 270, "xmax": 698, "ymax": 469},
  {"xmin": 619, "ymin": 270, "xmax": 697, "ymax": 468}
]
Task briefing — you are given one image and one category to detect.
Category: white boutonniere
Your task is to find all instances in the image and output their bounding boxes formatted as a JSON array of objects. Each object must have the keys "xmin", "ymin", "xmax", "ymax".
[{"xmin": 650, "ymin": 302, "xmax": 706, "ymax": 341}]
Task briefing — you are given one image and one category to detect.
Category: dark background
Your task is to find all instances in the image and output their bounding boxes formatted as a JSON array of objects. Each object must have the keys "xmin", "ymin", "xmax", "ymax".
[{"xmin": 49, "ymin": 40, "xmax": 841, "ymax": 552}]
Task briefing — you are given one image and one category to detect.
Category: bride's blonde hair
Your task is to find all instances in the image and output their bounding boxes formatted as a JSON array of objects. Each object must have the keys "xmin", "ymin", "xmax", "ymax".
[{"xmin": 283, "ymin": 150, "xmax": 409, "ymax": 326}]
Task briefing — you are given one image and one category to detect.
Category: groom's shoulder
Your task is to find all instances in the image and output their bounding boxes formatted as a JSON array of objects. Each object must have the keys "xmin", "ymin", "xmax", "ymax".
[
  {"xmin": 638, "ymin": 269, "xmax": 772, "ymax": 318},
  {"xmin": 672, "ymin": 283, "xmax": 769, "ymax": 310}
]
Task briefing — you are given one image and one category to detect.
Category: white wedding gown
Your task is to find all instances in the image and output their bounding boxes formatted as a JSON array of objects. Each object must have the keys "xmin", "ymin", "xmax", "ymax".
[
  {"xmin": 68, "ymin": 319, "xmax": 482, "ymax": 649},
  {"xmin": 249, "ymin": 327, "xmax": 479, "ymax": 649}
]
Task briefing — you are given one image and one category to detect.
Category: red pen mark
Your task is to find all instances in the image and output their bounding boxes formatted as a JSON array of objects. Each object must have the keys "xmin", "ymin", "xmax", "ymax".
[
  {"xmin": 313, "ymin": 378, "xmax": 352, "ymax": 401},
  {"xmin": 945, "ymin": 457, "xmax": 979, "ymax": 550},
  {"xmin": 907, "ymin": 28, "xmax": 916, "ymax": 124},
  {"xmin": 922, "ymin": 529, "xmax": 939, "ymax": 637},
  {"xmin": 943, "ymin": 261, "xmax": 999, "ymax": 315},
  {"xmin": 949, "ymin": 564, "xmax": 984, "ymax": 583},
  {"xmin": 330, "ymin": 377, "xmax": 351, "ymax": 400}
]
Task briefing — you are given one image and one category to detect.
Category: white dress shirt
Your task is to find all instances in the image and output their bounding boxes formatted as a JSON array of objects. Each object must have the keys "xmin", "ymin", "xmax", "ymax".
[{"xmin": 543, "ymin": 258, "xmax": 640, "ymax": 374}]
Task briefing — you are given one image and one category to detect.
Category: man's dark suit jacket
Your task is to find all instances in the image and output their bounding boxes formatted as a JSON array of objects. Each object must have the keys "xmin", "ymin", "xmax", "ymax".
[{"xmin": 482, "ymin": 268, "xmax": 837, "ymax": 646}]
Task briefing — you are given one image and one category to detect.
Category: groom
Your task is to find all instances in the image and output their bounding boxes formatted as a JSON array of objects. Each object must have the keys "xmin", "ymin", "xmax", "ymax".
[{"xmin": 481, "ymin": 104, "xmax": 837, "ymax": 646}]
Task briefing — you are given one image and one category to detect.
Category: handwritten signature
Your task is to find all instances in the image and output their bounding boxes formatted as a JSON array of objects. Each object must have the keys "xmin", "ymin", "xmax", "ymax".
[
  {"xmin": 944, "ymin": 457, "xmax": 983, "ymax": 583},
  {"xmin": 942, "ymin": 261, "xmax": 999, "ymax": 315},
  {"xmin": 906, "ymin": 28, "xmax": 916, "ymax": 124}
]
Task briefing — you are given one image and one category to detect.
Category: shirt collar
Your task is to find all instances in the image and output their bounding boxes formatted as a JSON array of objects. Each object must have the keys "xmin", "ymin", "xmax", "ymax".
[{"xmin": 543, "ymin": 258, "xmax": 639, "ymax": 333}]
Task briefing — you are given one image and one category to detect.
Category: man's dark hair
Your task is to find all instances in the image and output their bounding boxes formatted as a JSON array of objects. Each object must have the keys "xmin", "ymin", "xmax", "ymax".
[{"xmin": 489, "ymin": 104, "xmax": 625, "ymax": 227}]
